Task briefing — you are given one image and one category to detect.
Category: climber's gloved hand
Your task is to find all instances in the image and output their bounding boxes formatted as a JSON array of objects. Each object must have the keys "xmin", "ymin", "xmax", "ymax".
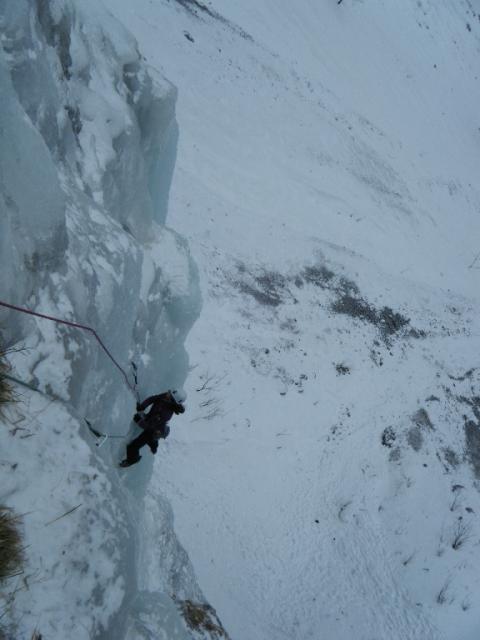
[
  {"xmin": 133, "ymin": 413, "xmax": 142, "ymax": 423},
  {"xmin": 136, "ymin": 403, "xmax": 142, "ymax": 412}
]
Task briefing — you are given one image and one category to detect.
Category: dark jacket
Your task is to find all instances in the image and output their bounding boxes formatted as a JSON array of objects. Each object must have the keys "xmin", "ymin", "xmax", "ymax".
[
  {"xmin": 122, "ymin": 393, "xmax": 185, "ymax": 466},
  {"xmin": 137, "ymin": 392, "xmax": 185, "ymax": 427}
]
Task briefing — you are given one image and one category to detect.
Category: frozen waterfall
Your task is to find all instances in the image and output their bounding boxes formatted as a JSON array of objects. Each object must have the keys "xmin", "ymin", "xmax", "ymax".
[{"xmin": 0, "ymin": 1, "xmax": 223, "ymax": 638}]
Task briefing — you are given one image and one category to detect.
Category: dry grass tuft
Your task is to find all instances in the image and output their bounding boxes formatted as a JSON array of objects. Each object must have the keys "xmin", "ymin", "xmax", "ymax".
[
  {"xmin": 0, "ymin": 349, "xmax": 14, "ymax": 419},
  {"xmin": 0, "ymin": 506, "xmax": 24, "ymax": 582},
  {"xmin": 179, "ymin": 599, "xmax": 230, "ymax": 639}
]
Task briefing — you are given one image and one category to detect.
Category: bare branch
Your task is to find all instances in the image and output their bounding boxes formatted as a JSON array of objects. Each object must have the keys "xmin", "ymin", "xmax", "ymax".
[
  {"xmin": 44, "ymin": 503, "xmax": 82, "ymax": 527},
  {"xmin": 468, "ymin": 251, "xmax": 480, "ymax": 269},
  {"xmin": 436, "ymin": 576, "xmax": 454, "ymax": 604},
  {"xmin": 451, "ymin": 519, "xmax": 472, "ymax": 550}
]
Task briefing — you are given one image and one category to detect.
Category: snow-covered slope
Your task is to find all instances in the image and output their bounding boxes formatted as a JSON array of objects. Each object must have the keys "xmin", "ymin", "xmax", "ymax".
[
  {"xmin": 2, "ymin": 0, "xmax": 480, "ymax": 639},
  {"xmin": 101, "ymin": 1, "xmax": 480, "ymax": 639}
]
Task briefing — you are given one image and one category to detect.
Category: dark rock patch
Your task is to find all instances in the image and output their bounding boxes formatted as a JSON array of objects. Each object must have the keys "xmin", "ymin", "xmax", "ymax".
[
  {"xmin": 443, "ymin": 447, "xmax": 460, "ymax": 468},
  {"xmin": 389, "ymin": 447, "xmax": 401, "ymax": 462},
  {"xmin": 335, "ymin": 363, "xmax": 350, "ymax": 376},
  {"xmin": 231, "ymin": 259, "xmax": 423, "ymax": 342},
  {"xmin": 172, "ymin": 0, "xmax": 253, "ymax": 41},
  {"xmin": 331, "ymin": 293, "xmax": 411, "ymax": 341},
  {"xmin": 382, "ymin": 426, "xmax": 396, "ymax": 448},
  {"xmin": 302, "ymin": 264, "xmax": 335, "ymax": 288},
  {"xmin": 407, "ymin": 426, "xmax": 423, "ymax": 451},
  {"xmin": 458, "ymin": 395, "xmax": 480, "ymax": 422},
  {"xmin": 461, "ymin": 396, "xmax": 480, "ymax": 478},
  {"xmin": 412, "ymin": 408, "xmax": 434, "ymax": 430},
  {"xmin": 237, "ymin": 271, "xmax": 285, "ymax": 307},
  {"xmin": 65, "ymin": 105, "xmax": 82, "ymax": 137},
  {"xmin": 449, "ymin": 368, "xmax": 476, "ymax": 382}
]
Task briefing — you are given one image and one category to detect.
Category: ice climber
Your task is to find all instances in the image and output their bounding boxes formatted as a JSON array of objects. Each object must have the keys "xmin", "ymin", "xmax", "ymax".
[{"xmin": 119, "ymin": 390, "xmax": 185, "ymax": 468}]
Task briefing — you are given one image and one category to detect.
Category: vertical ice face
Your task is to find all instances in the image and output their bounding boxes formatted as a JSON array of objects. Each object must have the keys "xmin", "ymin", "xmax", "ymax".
[
  {"xmin": 2, "ymin": 0, "xmax": 179, "ymax": 233},
  {"xmin": 0, "ymin": 0, "xmax": 200, "ymax": 408},
  {"xmin": 0, "ymin": 1, "xmax": 210, "ymax": 638},
  {"xmin": 0, "ymin": 31, "xmax": 67, "ymax": 345}
]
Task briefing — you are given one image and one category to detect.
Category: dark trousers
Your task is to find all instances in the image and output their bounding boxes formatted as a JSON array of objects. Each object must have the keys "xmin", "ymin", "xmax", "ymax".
[{"xmin": 125, "ymin": 431, "xmax": 153, "ymax": 465}]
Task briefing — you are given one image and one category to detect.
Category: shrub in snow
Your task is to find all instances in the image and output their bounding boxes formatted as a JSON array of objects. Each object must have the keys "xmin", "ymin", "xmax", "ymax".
[
  {"xmin": 436, "ymin": 577, "xmax": 454, "ymax": 605},
  {"xmin": 451, "ymin": 519, "xmax": 472, "ymax": 550},
  {"xmin": 0, "ymin": 507, "xmax": 23, "ymax": 581},
  {"xmin": 179, "ymin": 600, "xmax": 230, "ymax": 639},
  {"xmin": 0, "ymin": 350, "xmax": 14, "ymax": 419}
]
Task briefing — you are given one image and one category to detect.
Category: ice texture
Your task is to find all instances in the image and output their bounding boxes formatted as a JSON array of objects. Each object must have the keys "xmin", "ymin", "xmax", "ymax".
[{"xmin": 0, "ymin": 1, "xmax": 209, "ymax": 638}]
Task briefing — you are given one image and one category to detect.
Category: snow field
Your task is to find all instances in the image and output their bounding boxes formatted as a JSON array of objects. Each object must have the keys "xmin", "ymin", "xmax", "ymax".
[{"xmin": 103, "ymin": 1, "xmax": 480, "ymax": 637}]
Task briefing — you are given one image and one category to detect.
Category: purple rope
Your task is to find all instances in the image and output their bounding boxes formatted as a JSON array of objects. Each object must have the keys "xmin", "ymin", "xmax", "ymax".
[{"xmin": 0, "ymin": 300, "xmax": 135, "ymax": 395}]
